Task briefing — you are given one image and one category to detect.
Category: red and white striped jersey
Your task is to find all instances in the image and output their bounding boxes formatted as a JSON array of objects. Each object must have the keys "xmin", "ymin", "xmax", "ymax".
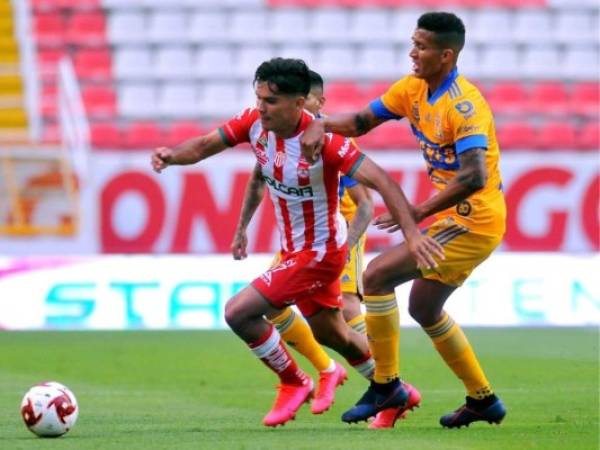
[{"xmin": 220, "ymin": 108, "xmax": 364, "ymax": 260}]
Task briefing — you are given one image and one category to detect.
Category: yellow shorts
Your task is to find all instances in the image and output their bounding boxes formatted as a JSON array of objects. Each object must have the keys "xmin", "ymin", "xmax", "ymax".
[
  {"xmin": 420, "ymin": 217, "xmax": 503, "ymax": 287},
  {"xmin": 340, "ymin": 233, "xmax": 366, "ymax": 295},
  {"xmin": 271, "ymin": 233, "xmax": 366, "ymax": 296}
]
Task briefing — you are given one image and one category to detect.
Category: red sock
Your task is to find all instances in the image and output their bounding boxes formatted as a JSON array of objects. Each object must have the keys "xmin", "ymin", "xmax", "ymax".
[{"xmin": 249, "ymin": 325, "xmax": 308, "ymax": 386}]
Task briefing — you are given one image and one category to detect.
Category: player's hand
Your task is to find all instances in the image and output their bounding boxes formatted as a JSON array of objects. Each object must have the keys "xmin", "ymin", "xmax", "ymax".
[
  {"xmin": 406, "ymin": 232, "xmax": 445, "ymax": 270},
  {"xmin": 300, "ymin": 119, "xmax": 325, "ymax": 164},
  {"xmin": 152, "ymin": 147, "xmax": 174, "ymax": 173},
  {"xmin": 231, "ymin": 230, "xmax": 248, "ymax": 260},
  {"xmin": 373, "ymin": 212, "xmax": 401, "ymax": 233}
]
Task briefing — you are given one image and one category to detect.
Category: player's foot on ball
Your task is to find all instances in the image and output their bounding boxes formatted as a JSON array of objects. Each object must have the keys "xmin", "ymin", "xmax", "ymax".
[
  {"xmin": 263, "ymin": 378, "xmax": 314, "ymax": 427},
  {"xmin": 368, "ymin": 382, "xmax": 421, "ymax": 429},
  {"xmin": 341, "ymin": 379, "xmax": 408, "ymax": 423},
  {"xmin": 311, "ymin": 362, "xmax": 348, "ymax": 414},
  {"xmin": 440, "ymin": 394, "xmax": 506, "ymax": 428}
]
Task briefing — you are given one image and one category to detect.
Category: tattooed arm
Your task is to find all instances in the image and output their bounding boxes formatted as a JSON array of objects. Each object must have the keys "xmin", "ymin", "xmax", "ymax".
[
  {"xmin": 345, "ymin": 183, "xmax": 374, "ymax": 250},
  {"xmin": 231, "ymin": 163, "xmax": 265, "ymax": 260}
]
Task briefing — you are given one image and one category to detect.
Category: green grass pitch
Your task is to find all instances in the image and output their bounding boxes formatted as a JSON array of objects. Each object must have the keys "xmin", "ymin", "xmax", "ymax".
[{"xmin": 0, "ymin": 328, "xmax": 597, "ymax": 450}]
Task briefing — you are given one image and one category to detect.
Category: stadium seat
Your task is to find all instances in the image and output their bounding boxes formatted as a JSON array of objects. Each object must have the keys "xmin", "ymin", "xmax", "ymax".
[
  {"xmin": 356, "ymin": 122, "xmax": 414, "ymax": 150},
  {"xmin": 555, "ymin": 10, "xmax": 598, "ymax": 45},
  {"xmin": 364, "ymin": 81, "xmax": 392, "ymax": 100},
  {"xmin": 65, "ymin": 12, "xmax": 107, "ymax": 47},
  {"xmin": 195, "ymin": 46, "xmax": 235, "ymax": 79},
  {"xmin": 324, "ymin": 82, "xmax": 366, "ymax": 113},
  {"xmin": 107, "ymin": 11, "xmax": 146, "ymax": 44},
  {"xmin": 37, "ymin": 49, "xmax": 65, "ymax": 82},
  {"xmin": 118, "ymin": 83, "xmax": 157, "ymax": 118},
  {"xmin": 73, "ymin": 48, "xmax": 112, "ymax": 81},
  {"xmin": 349, "ymin": 9, "xmax": 392, "ymax": 43},
  {"xmin": 198, "ymin": 82, "xmax": 240, "ymax": 117},
  {"xmin": 513, "ymin": 9, "xmax": 552, "ymax": 44},
  {"xmin": 480, "ymin": 45, "xmax": 519, "ymax": 79},
  {"xmin": 356, "ymin": 45, "xmax": 398, "ymax": 79},
  {"xmin": 456, "ymin": 42, "xmax": 482, "ymax": 79},
  {"xmin": 314, "ymin": 46, "xmax": 355, "ymax": 79},
  {"xmin": 229, "ymin": 12, "xmax": 268, "ymax": 43},
  {"xmin": 165, "ymin": 121, "xmax": 204, "ymax": 147},
  {"xmin": 521, "ymin": 45, "xmax": 561, "ymax": 79},
  {"xmin": 496, "ymin": 122, "xmax": 536, "ymax": 150},
  {"xmin": 470, "ymin": 9, "xmax": 512, "ymax": 44},
  {"xmin": 235, "ymin": 46, "xmax": 275, "ymax": 78},
  {"xmin": 122, "ymin": 121, "xmax": 164, "ymax": 149},
  {"xmin": 81, "ymin": 85, "xmax": 117, "ymax": 119},
  {"xmin": 41, "ymin": 84, "xmax": 58, "ymax": 120},
  {"xmin": 30, "ymin": 0, "xmax": 100, "ymax": 12},
  {"xmin": 279, "ymin": 45, "xmax": 315, "ymax": 67},
  {"xmin": 390, "ymin": 9, "xmax": 424, "ymax": 44},
  {"xmin": 148, "ymin": 11, "xmax": 188, "ymax": 44},
  {"xmin": 576, "ymin": 122, "xmax": 599, "ymax": 151},
  {"xmin": 90, "ymin": 122, "xmax": 121, "ymax": 149},
  {"xmin": 528, "ymin": 82, "xmax": 569, "ymax": 117},
  {"xmin": 562, "ymin": 46, "xmax": 600, "ymax": 80},
  {"xmin": 569, "ymin": 82, "xmax": 600, "ymax": 117},
  {"xmin": 113, "ymin": 47, "xmax": 153, "ymax": 80},
  {"xmin": 487, "ymin": 82, "xmax": 529, "ymax": 116},
  {"xmin": 155, "ymin": 46, "xmax": 194, "ymax": 80},
  {"xmin": 269, "ymin": 9, "xmax": 310, "ymax": 43},
  {"xmin": 536, "ymin": 122, "xmax": 577, "ymax": 150},
  {"xmin": 312, "ymin": 9, "xmax": 350, "ymax": 43},
  {"xmin": 158, "ymin": 83, "xmax": 201, "ymax": 118},
  {"xmin": 188, "ymin": 11, "xmax": 229, "ymax": 43},
  {"xmin": 34, "ymin": 13, "xmax": 67, "ymax": 48}
]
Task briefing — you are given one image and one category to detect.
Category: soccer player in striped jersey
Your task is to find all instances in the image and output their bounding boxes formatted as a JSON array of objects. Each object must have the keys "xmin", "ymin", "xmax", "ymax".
[
  {"xmin": 231, "ymin": 70, "xmax": 421, "ymax": 416},
  {"xmin": 301, "ymin": 12, "xmax": 507, "ymax": 429},
  {"xmin": 152, "ymin": 58, "xmax": 443, "ymax": 427}
]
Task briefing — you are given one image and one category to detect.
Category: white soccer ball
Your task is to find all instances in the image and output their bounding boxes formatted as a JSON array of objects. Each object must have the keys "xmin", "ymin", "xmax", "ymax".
[{"xmin": 20, "ymin": 381, "xmax": 79, "ymax": 437}]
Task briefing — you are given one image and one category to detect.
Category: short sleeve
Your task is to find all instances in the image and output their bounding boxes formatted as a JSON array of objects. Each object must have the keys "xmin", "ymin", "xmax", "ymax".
[
  {"xmin": 377, "ymin": 76, "xmax": 412, "ymax": 118},
  {"xmin": 219, "ymin": 108, "xmax": 259, "ymax": 146},
  {"xmin": 322, "ymin": 134, "xmax": 364, "ymax": 176},
  {"xmin": 449, "ymin": 96, "xmax": 491, "ymax": 154}
]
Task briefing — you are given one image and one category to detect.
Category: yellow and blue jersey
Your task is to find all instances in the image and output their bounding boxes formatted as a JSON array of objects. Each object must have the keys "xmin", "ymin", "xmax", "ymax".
[
  {"xmin": 339, "ymin": 175, "xmax": 358, "ymax": 222},
  {"xmin": 370, "ymin": 67, "xmax": 505, "ymax": 236}
]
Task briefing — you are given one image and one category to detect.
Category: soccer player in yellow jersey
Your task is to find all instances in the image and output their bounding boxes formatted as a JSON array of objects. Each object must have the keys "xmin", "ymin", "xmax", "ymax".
[
  {"xmin": 231, "ymin": 70, "xmax": 380, "ymax": 415},
  {"xmin": 301, "ymin": 12, "xmax": 507, "ymax": 428}
]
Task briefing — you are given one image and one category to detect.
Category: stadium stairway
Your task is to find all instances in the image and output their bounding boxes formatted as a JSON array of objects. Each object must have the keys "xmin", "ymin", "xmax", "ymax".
[{"xmin": 0, "ymin": 0, "xmax": 28, "ymax": 144}]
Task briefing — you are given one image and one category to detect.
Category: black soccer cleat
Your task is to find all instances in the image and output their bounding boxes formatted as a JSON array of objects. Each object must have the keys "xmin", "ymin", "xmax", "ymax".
[
  {"xmin": 341, "ymin": 380, "xmax": 408, "ymax": 423},
  {"xmin": 440, "ymin": 395, "xmax": 507, "ymax": 428}
]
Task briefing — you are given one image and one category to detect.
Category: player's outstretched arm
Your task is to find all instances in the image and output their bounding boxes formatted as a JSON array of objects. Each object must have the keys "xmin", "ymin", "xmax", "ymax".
[
  {"xmin": 374, "ymin": 148, "xmax": 488, "ymax": 232},
  {"xmin": 351, "ymin": 156, "xmax": 444, "ymax": 269},
  {"xmin": 301, "ymin": 106, "xmax": 387, "ymax": 164},
  {"xmin": 231, "ymin": 163, "xmax": 265, "ymax": 260},
  {"xmin": 346, "ymin": 183, "xmax": 374, "ymax": 250},
  {"xmin": 151, "ymin": 129, "xmax": 228, "ymax": 173}
]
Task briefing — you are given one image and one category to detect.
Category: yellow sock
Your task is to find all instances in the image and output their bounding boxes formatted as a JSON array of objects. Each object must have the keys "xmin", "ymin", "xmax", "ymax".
[
  {"xmin": 347, "ymin": 314, "xmax": 366, "ymax": 335},
  {"xmin": 424, "ymin": 312, "xmax": 493, "ymax": 399},
  {"xmin": 270, "ymin": 307, "xmax": 332, "ymax": 372},
  {"xmin": 364, "ymin": 293, "xmax": 400, "ymax": 383}
]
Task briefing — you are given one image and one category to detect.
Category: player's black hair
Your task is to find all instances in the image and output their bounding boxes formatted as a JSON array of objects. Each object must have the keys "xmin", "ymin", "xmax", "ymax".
[
  {"xmin": 417, "ymin": 12, "xmax": 465, "ymax": 52},
  {"xmin": 254, "ymin": 57, "xmax": 310, "ymax": 97},
  {"xmin": 308, "ymin": 70, "xmax": 324, "ymax": 92}
]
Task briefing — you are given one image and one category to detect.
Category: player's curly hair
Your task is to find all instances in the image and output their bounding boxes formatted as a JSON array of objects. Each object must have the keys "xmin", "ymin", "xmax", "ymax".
[
  {"xmin": 308, "ymin": 70, "xmax": 324, "ymax": 92},
  {"xmin": 254, "ymin": 57, "xmax": 310, "ymax": 97},
  {"xmin": 418, "ymin": 12, "xmax": 465, "ymax": 52}
]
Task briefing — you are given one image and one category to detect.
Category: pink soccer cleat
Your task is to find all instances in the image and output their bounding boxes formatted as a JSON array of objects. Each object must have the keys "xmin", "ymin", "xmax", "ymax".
[
  {"xmin": 311, "ymin": 362, "xmax": 348, "ymax": 414},
  {"xmin": 263, "ymin": 378, "xmax": 314, "ymax": 427},
  {"xmin": 368, "ymin": 382, "xmax": 422, "ymax": 429}
]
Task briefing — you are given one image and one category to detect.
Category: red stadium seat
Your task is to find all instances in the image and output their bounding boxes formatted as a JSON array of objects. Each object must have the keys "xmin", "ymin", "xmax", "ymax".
[
  {"xmin": 356, "ymin": 122, "xmax": 414, "ymax": 150},
  {"xmin": 90, "ymin": 122, "xmax": 121, "ymax": 149},
  {"xmin": 166, "ymin": 121, "xmax": 204, "ymax": 147},
  {"xmin": 37, "ymin": 49, "xmax": 64, "ymax": 82},
  {"xmin": 74, "ymin": 48, "xmax": 112, "ymax": 81},
  {"xmin": 496, "ymin": 122, "xmax": 536, "ymax": 150},
  {"xmin": 487, "ymin": 82, "xmax": 528, "ymax": 116},
  {"xmin": 34, "ymin": 13, "xmax": 67, "ymax": 48},
  {"xmin": 66, "ymin": 12, "xmax": 107, "ymax": 47},
  {"xmin": 31, "ymin": 0, "xmax": 100, "ymax": 11},
  {"xmin": 324, "ymin": 82, "xmax": 366, "ymax": 113},
  {"xmin": 40, "ymin": 84, "xmax": 58, "ymax": 120},
  {"xmin": 364, "ymin": 81, "xmax": 392, "ymax": 101},
  {"xmin": 536, "ymin": 122, "xmax": 577, "ymax": 150},
  {"xmin": 122, "ymin": 122, "xmax": 164, "ymax": 149},
  {"xmin": 528, "ymin": 82, "xmax": 569, "ymax": 117},
  {"xmin": 569, "ymin": 82, "xmax": 600, "ymax": 117},
  {"xmin": 81, "ymin": 85, "xmax": 117, "ymax": 119},
  {"xmin": 576, "ymin": 122, "xmax": 599, "ymax": 151}
]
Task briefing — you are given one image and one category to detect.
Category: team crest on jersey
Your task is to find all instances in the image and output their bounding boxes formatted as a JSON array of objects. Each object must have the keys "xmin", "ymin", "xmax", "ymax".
[
  {"xmin": 297, "ymin": 157, "xmax": 310, "ymax": 179},
  {"xmin": 253, "ymin": 146, "xmax": 268, "ymax": 166},
  {"xmin": 274, "ymin": 151, "xmax": 286, "ymax": 168},
  {"xmin": 456, "ymin": 200, "xmax": 472, "ymax": 216}
]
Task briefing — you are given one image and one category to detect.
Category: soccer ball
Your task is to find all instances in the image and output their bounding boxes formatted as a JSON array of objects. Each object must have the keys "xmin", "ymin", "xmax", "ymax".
[{"xmin": 20, "ymin": 381, "xmax": 79, "ymax": 437}]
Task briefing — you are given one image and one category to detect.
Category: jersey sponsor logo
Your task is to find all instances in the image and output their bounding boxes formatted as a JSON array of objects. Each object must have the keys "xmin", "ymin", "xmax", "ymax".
[
  {"xmin": 458, "ymin": 124, "xmax": 481, "ymax": 134},
  {"xmin": 455, "ymin": 101, "xmax": 475, "ymax": 118},
  {"xmin": 420, "ymin": 141, "xmax": 459, "ymax": 170},
  {"xmin": 262, "ymin": 174, "xmax": 314, "ymax": 197},
  {"xmin": 456, "ymin": 200, "xmax": 472, "ymax": 216}
]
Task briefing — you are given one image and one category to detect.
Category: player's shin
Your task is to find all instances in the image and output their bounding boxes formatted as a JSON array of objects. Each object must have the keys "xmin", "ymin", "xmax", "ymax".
[{"xmin": 364, "ymin": 293, "xmax": 400, "ymax": 384}]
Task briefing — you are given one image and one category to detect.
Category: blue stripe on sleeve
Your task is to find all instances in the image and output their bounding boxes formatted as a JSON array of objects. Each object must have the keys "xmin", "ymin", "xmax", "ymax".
[
  {"xmin": 346, "ymin": 154, "xmax": 366, "ymax": 178},
  {"xmin": 456, "ymin": 134, "xmax": 488, "ymax": 154},
  {"xmin": 369, "ymin": 98, "xmax": 402, "ymax": 120},
  {"xmin": 340, "ymin": 175, "xmax": 359, "ymax": 188}
]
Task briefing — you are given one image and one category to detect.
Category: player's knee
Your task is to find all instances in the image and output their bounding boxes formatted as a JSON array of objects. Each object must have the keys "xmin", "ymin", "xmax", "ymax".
[
  {"xmin": 313, "ymin": 326, "xmax": 350, "ymax": 351},
  {"xmin": 224, "ymin": 297, "xmax": 246, "ymax": 331},
  {"xmin": 363, "ymin": 263, "xmax": 388, "ymax": 295}
]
